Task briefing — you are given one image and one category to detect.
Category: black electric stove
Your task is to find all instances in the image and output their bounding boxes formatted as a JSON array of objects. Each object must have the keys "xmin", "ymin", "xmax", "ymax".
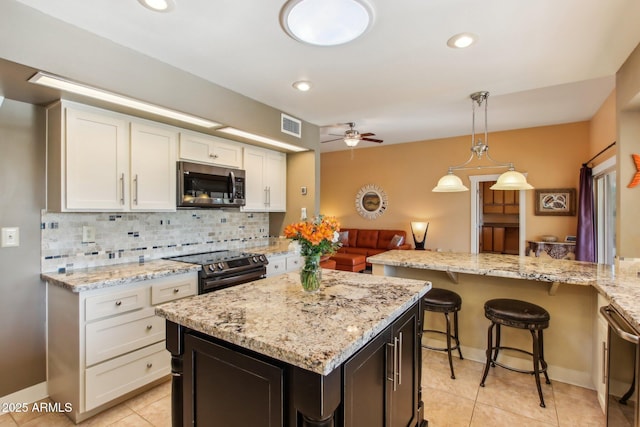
[{"xmin": 167, "ymin": 250, "xmax": 268, "ymax": 294}]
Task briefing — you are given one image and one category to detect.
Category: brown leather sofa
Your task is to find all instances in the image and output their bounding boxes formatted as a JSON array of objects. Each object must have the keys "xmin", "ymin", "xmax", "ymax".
[{"xmin": 331, "ymin": 228, "xmax": 412, "ymax": 270}]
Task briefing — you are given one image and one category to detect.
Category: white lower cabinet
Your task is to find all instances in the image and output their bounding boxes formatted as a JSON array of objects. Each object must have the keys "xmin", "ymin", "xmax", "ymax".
[
  {"xmin": 266, "ymin": 253, "xmax": 303, "ymax": 277},
  {"xmin": 47, "ymin": 272, "xmax": 197, "ymax": 423}
]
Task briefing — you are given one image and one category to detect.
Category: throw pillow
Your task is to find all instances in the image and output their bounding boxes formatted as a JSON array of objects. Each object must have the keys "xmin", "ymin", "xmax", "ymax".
[
  {"xmin": 338, "ymin": 231, "xmax": 349, "ymax": 247},
  {"xmin": 387, "ymin": 234, "xmax": 405, "ymax": 249}
]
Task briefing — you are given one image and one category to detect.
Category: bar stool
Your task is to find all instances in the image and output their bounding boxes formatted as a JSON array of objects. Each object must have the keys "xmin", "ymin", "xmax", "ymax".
[
  {"xmin": 479, "ymin": 298, "xmax": 551, "ymax": 407},
  {"xmin": 422, "ymin": 288, "xmax": 463, "ymax": 379}
]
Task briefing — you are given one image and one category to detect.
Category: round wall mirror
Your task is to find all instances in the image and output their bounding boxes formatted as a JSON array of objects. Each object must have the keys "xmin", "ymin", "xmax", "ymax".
[{"xmin": 355, "ymin": 184, "xmax": 388, "ymax": 219}]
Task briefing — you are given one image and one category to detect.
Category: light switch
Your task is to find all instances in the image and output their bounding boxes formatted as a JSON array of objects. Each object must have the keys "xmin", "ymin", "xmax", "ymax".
[
  {"xmin": 1, "ymin": 227, "xmax": 20, "ymax": 247},
  {"xmin": 301, "ymin": 207, "xmax": 307, "ymax": 220}
]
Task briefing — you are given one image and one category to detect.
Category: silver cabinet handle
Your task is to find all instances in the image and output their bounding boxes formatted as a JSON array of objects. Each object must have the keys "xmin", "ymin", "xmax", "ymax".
[
  {"xmin": 146, "ymin": 363, "xmax": 153, "ymax": 368},
  {"xmin": 398, "ymin": 332, "xmax": 403, "ymax": 386},
  {"xmin": 173, "ymin": 288, "xmax": 180, "ymax": 293},
  {"xmin": 120, "ymin": 173, "xmax": 125, "ymax": 205},
  {"xmin": 133, "ymin": 174, "xmax": 138, "ymax": 205},
  {"xmin": 115, "ymin": 301, "xmax": 122, "ymax": 306},
  {"xmin": 209, "ymin": 153, "xmax": 218, "ymax": 159},
  {"xmin": 264, "ymin": 187, "xmax": 269, "ymax": 206},
  {"xmin": 146, "ymin": 324, "xmax": 153, "ymax": 330},
  {"xmin": 601, "ymin": 340, "xmax": 607, "ymax": 384},
  {"xmin": 386, "ymin": 341, "xmax": 396, "ymax": 390}
]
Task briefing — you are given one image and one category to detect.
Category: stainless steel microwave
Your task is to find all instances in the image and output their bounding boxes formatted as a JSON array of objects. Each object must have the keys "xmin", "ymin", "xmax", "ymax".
[{"xmin": 177, "ymin": 161, "xmax": 246, "ymax": 208}]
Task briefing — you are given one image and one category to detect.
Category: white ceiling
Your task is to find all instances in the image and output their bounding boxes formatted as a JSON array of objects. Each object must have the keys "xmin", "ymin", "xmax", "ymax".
[{"xmin": 12, "ymin": 0, "xmax": 640, "ymax": 152}]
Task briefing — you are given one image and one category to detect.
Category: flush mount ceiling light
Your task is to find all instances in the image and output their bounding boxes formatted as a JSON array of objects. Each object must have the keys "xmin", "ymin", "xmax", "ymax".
[
  {"xmin": 447, "ymin": 32, "xmax": 477, "ymax": 49},
  {"xmin": 292, "ymin": 81, "xmax": 312, "ymax": 91},
  {"xmin": 28, "ymin": 71, "xmax": 220, "ymax": 128},
  {"xmin": 281, "ymin": 0, "xmax": 374, "ymax": 46},
  {"xmin": 432, "ymin": 91, "xmax": 534, "ymax": 192},
  {"xmin": 138, "ymin": 0, "xmax": 175, "ymax": 12}
]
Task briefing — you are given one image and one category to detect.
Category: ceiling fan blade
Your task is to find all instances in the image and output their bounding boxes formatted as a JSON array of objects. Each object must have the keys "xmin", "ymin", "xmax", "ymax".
[
  {"xmin": 328, "ymin": 133, "xmax": 345, "ymax": 137},
  {"xmin": 321, "ymin": 137, "xmax": 344, "ymax": 143},
  {"xmin": 359, "ymin": 132, "xmax": 375, "ymax": 137},
  {"xmin": 362, "ymin": 137, "xmax": 383, "ymax": 143}
]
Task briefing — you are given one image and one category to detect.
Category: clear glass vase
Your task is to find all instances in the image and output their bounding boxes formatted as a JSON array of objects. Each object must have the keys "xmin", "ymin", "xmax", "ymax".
[{"xmin": 300, "ymin": 253, "xmax": 321, "ymax": 292}]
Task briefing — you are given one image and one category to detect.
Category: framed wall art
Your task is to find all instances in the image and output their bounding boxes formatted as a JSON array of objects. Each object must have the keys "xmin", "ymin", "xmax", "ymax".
[
  {"xmin": 355, "ymin": 184, "xmax": 388, "ymax": 219},
  {"xmin": 534, "ymin": 188, "xmax": 576, "ymax": 216}
]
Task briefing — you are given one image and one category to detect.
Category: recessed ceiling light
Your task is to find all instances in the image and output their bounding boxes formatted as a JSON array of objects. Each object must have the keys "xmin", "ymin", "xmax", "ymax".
[
  {"xmin": 138, "ymin": 0, "xmax": 175, "ymax": 12},
  {"xmin": 293, "ymin": 81, "xmax": 312, "ymax": 91},
  {"xmin": 281, "ymin": 0, "xmax": 374, "ymax": 46},
  {"xmin": 447, "ymin": 33, "xmax": 477, "ymax": 49}
]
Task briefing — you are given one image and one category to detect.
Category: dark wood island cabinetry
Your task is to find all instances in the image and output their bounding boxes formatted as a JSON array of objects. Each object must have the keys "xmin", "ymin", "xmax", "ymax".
[{"xmin": 157, "ymin": 270, "xmax": 430, "ymax": 427}]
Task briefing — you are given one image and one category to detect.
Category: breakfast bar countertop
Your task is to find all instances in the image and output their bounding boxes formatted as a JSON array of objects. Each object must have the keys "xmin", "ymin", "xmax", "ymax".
[
  {"xmin": 367, "ymin": 250, "xmax": 640, "ymax": 334},
  {"xmin": 155, "ymin": 269, "xmax": 431, "ymax": 375},
  {"xmin": 41, "ymin": 259, "xmax": 201, "ymax": 293}
]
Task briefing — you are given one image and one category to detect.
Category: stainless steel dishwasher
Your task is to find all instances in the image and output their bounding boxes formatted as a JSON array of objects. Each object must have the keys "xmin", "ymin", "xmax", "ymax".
[{"xmin": 601, "ymin": 305, "xmax": 639, "ymax": 427}]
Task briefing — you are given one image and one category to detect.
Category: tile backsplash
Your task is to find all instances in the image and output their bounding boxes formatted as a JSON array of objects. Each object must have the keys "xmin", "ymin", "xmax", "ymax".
[{"xmin": 41, "ymin": 210, "xmax": 270, "ymax": 272}]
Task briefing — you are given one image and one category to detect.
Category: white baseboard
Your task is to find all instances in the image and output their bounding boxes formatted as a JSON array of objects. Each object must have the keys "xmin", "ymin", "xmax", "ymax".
[{"xmin": 0, "ymin": 382, "xmax": 48, "ymax": 406}]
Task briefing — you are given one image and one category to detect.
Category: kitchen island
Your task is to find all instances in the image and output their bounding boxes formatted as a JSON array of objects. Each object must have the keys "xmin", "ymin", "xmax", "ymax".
[
  {"xmin": 367, "ymin": 250, "xmax": 640, "ymax": 392},
  {"xmin": 155, "ymin": 269, "xmax": 431, "ymax": 427}
]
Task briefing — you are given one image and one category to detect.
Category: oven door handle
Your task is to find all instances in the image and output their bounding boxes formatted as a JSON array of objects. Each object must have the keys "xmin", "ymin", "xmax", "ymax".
[
  {"xmin": 600, "ymin": 306, "xmax": 640, "ymax": 344},
  {"xmin": 229, "ymin": 170, "xmax": 236, "ymax": 203}
]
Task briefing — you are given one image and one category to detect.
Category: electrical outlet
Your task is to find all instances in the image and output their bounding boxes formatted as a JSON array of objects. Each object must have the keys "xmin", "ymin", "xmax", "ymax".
[
  {"xmin": 82, "ymin": 225, "xmax": 96, "ymax": 243},
  {"xmin": 1, "ymin": 227, "xmax": 19, "ymax": 247}
]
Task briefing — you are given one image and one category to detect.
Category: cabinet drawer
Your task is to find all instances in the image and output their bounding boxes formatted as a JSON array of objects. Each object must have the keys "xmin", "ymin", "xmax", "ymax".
[
  {"xmin": 85, "ymin": 342, "xmax": 169, "ymax": 411},
  {"xmin": 266, "ymin": 257, "xmax": 286, "ymax": 276},
  {"xmin": 85, "ymin": 287, "xmax": 148, "ymax": 322},
  {"xmin": 151, "ymin": 274, "xmax": 197, "ymax": 305},
  {"xmin": 85, "ymin": 307, "xmax": 165, "ymax": 366},
  {"xmin": 286, "ymin": 256, "xmax": 303, "ymax": 272}
]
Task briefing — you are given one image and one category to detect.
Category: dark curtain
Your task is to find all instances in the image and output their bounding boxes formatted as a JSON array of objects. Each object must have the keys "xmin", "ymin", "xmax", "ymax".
[{"xmin": 575, "ymin": 165, "xmax": 596, "ymax": 262}]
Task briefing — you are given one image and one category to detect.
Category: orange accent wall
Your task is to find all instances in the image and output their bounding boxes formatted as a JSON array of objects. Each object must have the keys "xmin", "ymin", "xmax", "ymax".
[
  {"xmin": 321, "ymin": 122, "xmax": 590, "ymax": 252},
  {"xmin": 589, "ymin": 90, "xmax": 617, "ymax": 165}
]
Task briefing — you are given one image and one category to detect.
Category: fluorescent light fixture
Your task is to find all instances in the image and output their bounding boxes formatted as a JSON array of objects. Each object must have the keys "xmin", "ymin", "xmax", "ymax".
[
  {"xmin": 281, "ymin": 0, "xmax": 373, "ymax": 46},
  {"xmin": 217, "ymin": 127, "xmax": 307, "ymax": 152},
  {"xmin": 138, "ymin": 0, "xmax": 175, "ymax": 12},
  {"xmin": 28, "ymin": 71, "xmax": 221, "ymax": 128},
  {"xmin": 447, "ymin": 33, "xmax": 477, "ymax": 49}
]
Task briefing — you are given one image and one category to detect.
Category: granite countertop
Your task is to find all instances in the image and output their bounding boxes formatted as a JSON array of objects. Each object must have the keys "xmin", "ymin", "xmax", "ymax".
[
  {"xmin": 367, "ymin": 250, "xmax": 640, "ymax": 333},
  {"xmin": 155, "ymin": 269, "xmax": 431, "ymax": 375},
  {"xmin": 245, "ymin": 238, "xmax": 298, "ymax": 257},
  {"xmin": 41, "ymin": 259, "xmax": 201, "ymax": 293}
]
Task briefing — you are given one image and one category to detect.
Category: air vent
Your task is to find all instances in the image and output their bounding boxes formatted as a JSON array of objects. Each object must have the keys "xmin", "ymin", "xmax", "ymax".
[{"xmin": 281, "ymin": 113, "xmax": 301, "ymax": 138}]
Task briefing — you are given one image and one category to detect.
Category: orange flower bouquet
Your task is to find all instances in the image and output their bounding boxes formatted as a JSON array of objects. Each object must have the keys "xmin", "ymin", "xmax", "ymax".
[{"xmin": 284, "ymin": 215, "xmax": 341, "ymax": 292}]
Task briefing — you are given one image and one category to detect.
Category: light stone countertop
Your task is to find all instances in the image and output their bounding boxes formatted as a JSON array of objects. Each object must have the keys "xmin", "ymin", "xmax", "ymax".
[
  {"xmin": 367, "ymin": 250, "xmax": 640, "ymax": 333},
  {"xmin": 155, "ymin": 269, "xmax": 431, "ymax": 375},
  {"xmin": 245, "ymin": 238, "xmax": 299, "ymax": 257},
  {"xmin": 41, "ymin": 259, "xmax": 201, "ymax": 293}
]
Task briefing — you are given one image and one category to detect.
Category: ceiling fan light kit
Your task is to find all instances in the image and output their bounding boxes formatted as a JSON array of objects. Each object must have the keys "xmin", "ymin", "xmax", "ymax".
[
  {"xmin": 447, "ymin": 33, "xmax": 477, "ymax": 49},
  {"xmin": 432, "ymin": 91, "xmax": 533, "ymax": 193},
  {"xmin": 281, "ymin": 0, "xmax": 374, "ymax": 46},
  {"xmin": 321, "ymin": 122, "xmax": 383, "ymax": 147}
]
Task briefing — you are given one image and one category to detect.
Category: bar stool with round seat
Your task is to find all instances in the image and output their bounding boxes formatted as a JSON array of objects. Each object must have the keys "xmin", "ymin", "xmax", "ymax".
[
  {"xmin": 479, "ymin": 298, "xmax": 551, "ymax": 407},
  {"xmin": 422, "ymin": 288, "xmax": 463, "ymax": 379}
]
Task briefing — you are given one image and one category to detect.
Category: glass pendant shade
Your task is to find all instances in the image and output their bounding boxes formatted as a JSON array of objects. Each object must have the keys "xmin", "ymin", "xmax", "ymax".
[
  {"xmin": 490, "ymin": 170, "xmax": 534, "ymax": 190},
  {"xmin": 344, "ymin": 137, "xmax": 360, "ymax": 147},
  {"xmin": 432, "ymin": 173, "xmax": 469, "ymax": 192}
]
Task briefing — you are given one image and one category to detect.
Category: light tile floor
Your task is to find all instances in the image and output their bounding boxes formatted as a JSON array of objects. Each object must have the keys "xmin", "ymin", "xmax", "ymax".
[
  {"xmin": 0, "ymin": 349, "xmax": 606, "ymax": 426},
  {"xmin": 423, "ymin": 349, "xmax": 606, "ymax": 427}
]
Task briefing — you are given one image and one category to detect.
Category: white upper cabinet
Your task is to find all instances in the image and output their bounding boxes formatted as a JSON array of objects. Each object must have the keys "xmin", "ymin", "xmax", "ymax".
[
  {"xmin": 130, "ymin": 123, "xmax": 178, "ymax": 211},
  {"xmin": 62, "ymin": 106, "xmax": 129, "ymax": 211},
  {"xmin": 47, "ymin": 101, "xmax": 178, "ymax": 212},
  {"xmin": 242, "ymin": 146, "xmax": 286, "ymax": 212},
  {"xmin": 179, "ymin": 132, "xmax": 242, "ymax": 168}
]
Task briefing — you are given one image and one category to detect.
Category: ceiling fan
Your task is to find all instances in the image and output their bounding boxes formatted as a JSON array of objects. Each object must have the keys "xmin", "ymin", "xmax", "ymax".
[{"xmin": 321, "ymin": 122, "xmax": 383, "ymax": 147}]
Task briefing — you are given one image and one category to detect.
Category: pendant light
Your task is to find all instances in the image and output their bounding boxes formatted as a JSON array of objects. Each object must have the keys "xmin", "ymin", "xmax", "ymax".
[{"xmin": 432, "ymin": 91, "xmax": 533, "ymax": 192}]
